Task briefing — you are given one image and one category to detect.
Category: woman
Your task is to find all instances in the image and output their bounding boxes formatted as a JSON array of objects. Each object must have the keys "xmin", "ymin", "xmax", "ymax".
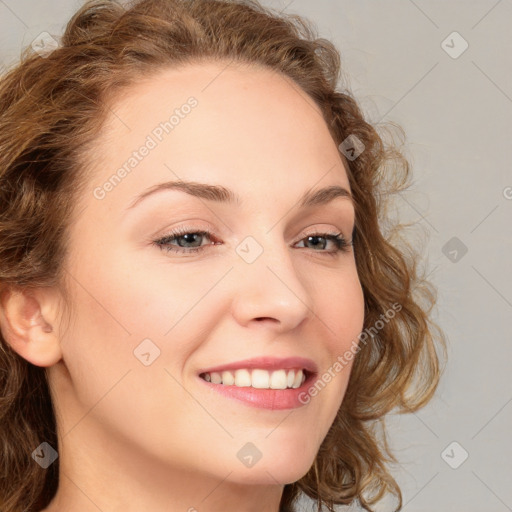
[{"xmin": 0, "ymin": 0, "xmax": 447, "ymax": 510}]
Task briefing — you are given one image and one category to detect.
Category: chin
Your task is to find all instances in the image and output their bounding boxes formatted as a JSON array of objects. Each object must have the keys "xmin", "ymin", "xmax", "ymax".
[{"xmin": 226, "ymin": 455, "xmax": 315, "ymax": 486}]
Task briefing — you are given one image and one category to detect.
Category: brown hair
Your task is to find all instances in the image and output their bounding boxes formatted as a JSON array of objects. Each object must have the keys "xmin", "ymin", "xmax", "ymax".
[{"xmin": 0, "ymin": 0, "xmax": 447, "ymax": 510}]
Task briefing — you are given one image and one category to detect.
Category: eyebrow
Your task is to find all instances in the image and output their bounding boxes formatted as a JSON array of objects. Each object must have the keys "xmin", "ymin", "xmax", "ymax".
[{"xmin": 125, "ymin": 180, "xmax": 353, "ymax": 211}]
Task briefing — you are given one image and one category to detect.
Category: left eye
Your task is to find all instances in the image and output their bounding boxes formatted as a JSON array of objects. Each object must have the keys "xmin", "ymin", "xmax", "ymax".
[
  {"xmin": 153, "ymin": 228, "xmax": 352, "ymax": 256},
  {"xmin": 154, "ymin": 229, "xmax": 214, "ymax": 254}
]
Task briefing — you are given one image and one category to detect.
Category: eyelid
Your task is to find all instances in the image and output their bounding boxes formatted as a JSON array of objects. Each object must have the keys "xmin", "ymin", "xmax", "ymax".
[
  {"xmin": 152, "ymin": 222, "xmax": 353, "ymax": 257},
  {"xmin": 153, "ymin": 221, "xmax": 351, "ymax": 244},
  {"xmin": 296, "ymin": 223, "xmax": 349, "ymax": 239}
]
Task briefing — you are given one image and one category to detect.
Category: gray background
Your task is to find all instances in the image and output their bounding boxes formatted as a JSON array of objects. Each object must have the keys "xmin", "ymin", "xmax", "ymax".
[{"xmin": 1, "ymin": 1, "xmax": 511, "ymax": 511}]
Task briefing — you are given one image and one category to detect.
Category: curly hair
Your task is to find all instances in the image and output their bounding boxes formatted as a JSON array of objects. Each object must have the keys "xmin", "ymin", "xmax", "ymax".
[{"xmin": 0, "ymin": 0, "xmax": 447, "ymax": 510}]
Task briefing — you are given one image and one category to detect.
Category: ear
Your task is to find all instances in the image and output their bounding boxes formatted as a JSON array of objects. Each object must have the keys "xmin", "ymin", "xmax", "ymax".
[{"xmin": 0, "ymin": 286, "xmax": 64, "ymax": 367}]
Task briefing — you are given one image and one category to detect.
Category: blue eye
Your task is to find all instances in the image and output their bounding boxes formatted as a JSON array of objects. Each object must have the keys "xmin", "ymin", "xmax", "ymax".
[
  {"xmin": 154, "ymin": 228, "xmax": 214, "ymax": 254},
  {"xmin": 153, "ymin": 227, "xmax": 353, "ymax": 256},
  {"xmin": 296, "ymin": 233, "xmax": 351, "ymax": 254}
]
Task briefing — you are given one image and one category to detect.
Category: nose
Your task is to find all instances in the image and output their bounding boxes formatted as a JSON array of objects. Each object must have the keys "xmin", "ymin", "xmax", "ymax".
[{"xmin": 230, "ymin": 236, "xmax": 315, "ymax": 333}]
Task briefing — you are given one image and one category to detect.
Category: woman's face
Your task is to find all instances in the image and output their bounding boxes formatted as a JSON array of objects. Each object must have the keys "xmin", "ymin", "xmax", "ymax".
[{"xmin": 53, "ymin": 60, "xmax": 365, "ymax": 490}]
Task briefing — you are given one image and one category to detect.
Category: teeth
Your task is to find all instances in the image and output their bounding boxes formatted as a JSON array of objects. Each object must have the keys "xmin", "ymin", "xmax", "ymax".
[
  {"xmin": 234, "ymin": 369, "xmax": 251, "ymax": 387},
  {"xmin": 221, "ymin": 371, "xmax": 235, "ymax": 386},
  {"xmin": 270, "ymin": 369, "xmax": 288, "ymax": 389},
  {"xmin": 287, "ymin": 369, "xmax": 295, "ymax": 388},
  {"xmin": 210, "ymin": 372, "xmax": 222, "ymax": 384},
  {"xmin": 251, "ymin": 369, "xmax": 270, "ymax": 389},
  {"xmin": 293, "ymin": 370, "xmax": 304, "ymax": 389},
  {"xmin": 201, "ymin": 368, "xmax": 306, "ymax": 389}
]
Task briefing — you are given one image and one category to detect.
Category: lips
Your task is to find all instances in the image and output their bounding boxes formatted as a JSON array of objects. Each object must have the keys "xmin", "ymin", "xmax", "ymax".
[
  {"xmin": 196, "ymin": 356, "xmax": 318, "ymax": 409},
  {"xmin": 198, "ymin": 366, "xmax": 316, "ymax": 410},
  {"xmin": 197, "ymin": 355, "xmax": 318, "ymax": 375}
]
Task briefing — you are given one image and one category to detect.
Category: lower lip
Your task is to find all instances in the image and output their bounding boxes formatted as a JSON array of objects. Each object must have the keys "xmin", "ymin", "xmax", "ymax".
[{"xmin": 197, "ymin": 373, "xmax": 315, "ymax": 410}]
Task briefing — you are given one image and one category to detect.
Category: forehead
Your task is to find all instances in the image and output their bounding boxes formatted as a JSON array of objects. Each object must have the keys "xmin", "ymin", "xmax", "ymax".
[{"xmin": 80, "ymin": 59, "xmax": 351, "ymax": 217}]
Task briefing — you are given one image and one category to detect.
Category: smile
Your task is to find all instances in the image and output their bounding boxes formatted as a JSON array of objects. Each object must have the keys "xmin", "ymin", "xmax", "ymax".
[{"xmin": 199, "ymin": 368, "xmax": 308, "ymax": 389}]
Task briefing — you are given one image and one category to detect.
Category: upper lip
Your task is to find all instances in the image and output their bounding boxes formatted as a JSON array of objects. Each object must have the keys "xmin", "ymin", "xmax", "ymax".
[{"xmin": 198, "ymin": 356, "xmax": 318, "ymax": 375}]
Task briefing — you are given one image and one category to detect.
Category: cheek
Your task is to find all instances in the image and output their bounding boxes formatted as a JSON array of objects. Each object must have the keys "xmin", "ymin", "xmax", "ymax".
[
  {"xmin": 60, "ymin": 245, "xmax": 225, "ymax": 402},
  {"xmin": 319, "ymin": 269, "xmax": 365, "ymax": 351},
  {"xmin": 58, "ymin": 267, "xmax": 202, "ymax": 462},
  {"xmin": 310, "ymin": 270, "xmax": 365, "ymax": 409}
]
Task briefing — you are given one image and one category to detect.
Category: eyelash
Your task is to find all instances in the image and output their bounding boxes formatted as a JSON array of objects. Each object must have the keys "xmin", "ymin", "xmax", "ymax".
[{"xmin": 153, "ymin": 226, "xmax": 353, "ymax": 257}]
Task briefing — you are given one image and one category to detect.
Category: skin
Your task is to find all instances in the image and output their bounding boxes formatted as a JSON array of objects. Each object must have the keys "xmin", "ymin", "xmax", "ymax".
[{"xmin": 1, "ymin": 60, "xmax": 365, "ymax": 511}]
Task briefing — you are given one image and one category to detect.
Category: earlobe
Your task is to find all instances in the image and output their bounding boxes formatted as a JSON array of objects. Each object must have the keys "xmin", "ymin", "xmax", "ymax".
[{"xmin": 0, "ymin": 287, "xmax": 63, "ymax": 367}]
